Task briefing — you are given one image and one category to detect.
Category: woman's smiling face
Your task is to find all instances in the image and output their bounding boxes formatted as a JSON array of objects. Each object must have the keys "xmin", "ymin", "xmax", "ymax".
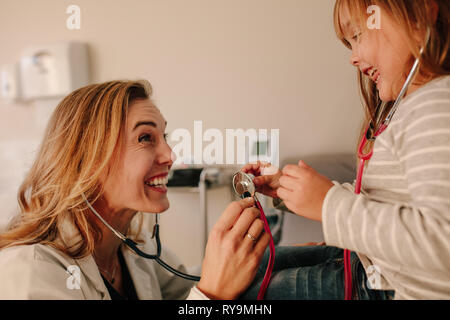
[
  {"xmin": 100, "ymin": 98, "xmax": 174, "ymax": 214},
  {"xmin": 339, "ymin": 5, "xmax": 418, "ymax": 102}
]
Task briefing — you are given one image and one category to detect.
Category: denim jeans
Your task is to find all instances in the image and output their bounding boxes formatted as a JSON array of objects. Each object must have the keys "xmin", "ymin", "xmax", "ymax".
[{"xmin": 240, "ymin": 245, "xmax": 395, "ymax": 300}]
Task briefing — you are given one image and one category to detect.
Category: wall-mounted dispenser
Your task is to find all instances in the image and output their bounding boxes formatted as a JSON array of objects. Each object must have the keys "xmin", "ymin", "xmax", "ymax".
[
  {"xmin": 0, "ymin": 64, "xmax": 20, "ymax": 103},
  {"xmin": 19, "ymin": 42, "xmax": 90, "ymax": 100}
]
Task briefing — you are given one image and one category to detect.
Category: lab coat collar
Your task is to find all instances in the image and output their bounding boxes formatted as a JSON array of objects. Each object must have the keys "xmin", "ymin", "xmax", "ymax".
[
  {"xmin": 57, "ymin": 216, "xmax": 109, "ymax": 299},
  {"xmin": 57, "ymin": 213, "xmax": 158, "ymax": 300},
  {"xmin": 120, "ymin": 244, "xmax": 161, "ymax": 299},
  {"xmin": 70, "ymin": 243, "xmax": 159, "ymax": 300}
]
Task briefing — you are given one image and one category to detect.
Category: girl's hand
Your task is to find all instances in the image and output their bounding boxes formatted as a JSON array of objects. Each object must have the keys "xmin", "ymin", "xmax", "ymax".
[
  {"xmin": 197, "ymin": 197, "xmax": 271, "ymax": 300},
  {"xmin": 241, "ymin": 161, "xmax": 282, "ymax": 199},
  {"xmin": 277, "ymin": 160, "xmax": 334, "ymax": 222},
  {"xmin": 293, "ymin": 241, "xmax": 326, "ymax": 247}
]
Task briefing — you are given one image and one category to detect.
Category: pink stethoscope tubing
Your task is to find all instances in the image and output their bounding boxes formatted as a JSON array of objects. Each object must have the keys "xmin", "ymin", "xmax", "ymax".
[
  {"xmin": 342, "ymin": 28, "xmax": 428, "ymax": 298},
  {"xmin": 254, "ymin": 196, "xmax": 275, "ymax": 300},
  {"xmin": 344, "ymin": 123, "xmax": 387, "ymax": 300},
  {"xmin": 231, "ymin": 171, "xmax": 275, "ymax": 300}
]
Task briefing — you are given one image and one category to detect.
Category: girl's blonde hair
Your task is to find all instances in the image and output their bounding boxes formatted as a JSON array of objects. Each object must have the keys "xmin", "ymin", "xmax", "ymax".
[
  {"xmin": 334, "ymin": 0, "xmax": 450, "ymax": 159},
  {"xmin": 0, "ymin": 80, "xmax": 153, "ymax": 259}
]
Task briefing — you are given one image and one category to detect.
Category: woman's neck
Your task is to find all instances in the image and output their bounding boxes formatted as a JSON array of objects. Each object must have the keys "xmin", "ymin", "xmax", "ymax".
[{"xmin": 90, "ymin": 198, "xmax": 137, "ymax": 267}]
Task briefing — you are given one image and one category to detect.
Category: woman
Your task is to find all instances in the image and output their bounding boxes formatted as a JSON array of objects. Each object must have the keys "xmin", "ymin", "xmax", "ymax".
[{"xmin": 0, "ymin": 80, "xmax": 270, "ymax": 300}]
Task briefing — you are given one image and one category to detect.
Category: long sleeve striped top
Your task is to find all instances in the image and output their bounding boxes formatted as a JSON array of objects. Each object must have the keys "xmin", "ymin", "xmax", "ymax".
[{"xmin": 322, "ymin": 75, "xmax": 450, "ymax": 299}]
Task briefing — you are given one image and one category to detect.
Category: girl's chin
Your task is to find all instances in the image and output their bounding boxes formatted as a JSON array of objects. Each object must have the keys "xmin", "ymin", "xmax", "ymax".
[{"xmin": 377, "ymin": 85, "xmax": 395, "ymax": 102}]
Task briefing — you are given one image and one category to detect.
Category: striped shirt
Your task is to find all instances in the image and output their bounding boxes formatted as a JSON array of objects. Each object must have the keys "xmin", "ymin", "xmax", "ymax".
[{"xmin": 322, "ymin": 75, "xmax": 450, "ymax": 299}]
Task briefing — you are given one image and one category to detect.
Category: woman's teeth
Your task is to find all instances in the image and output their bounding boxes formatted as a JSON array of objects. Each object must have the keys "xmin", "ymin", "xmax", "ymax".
[{"xmin": 145, "ymin": 176, "xmax": 169, "ymax": 186}]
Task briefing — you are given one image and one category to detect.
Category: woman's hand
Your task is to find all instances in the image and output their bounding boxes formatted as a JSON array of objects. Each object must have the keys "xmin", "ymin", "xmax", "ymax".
[
  {"xmin": 197, "ymin": 197, "xmax": 271, "ymax": 300},
  {"xmin": 241, "ymin": 161, "xmax": 282, "ymax": 199},
  {"xmin": 277, "ymin": 160, "xmax": 334, "ymax": 221}
]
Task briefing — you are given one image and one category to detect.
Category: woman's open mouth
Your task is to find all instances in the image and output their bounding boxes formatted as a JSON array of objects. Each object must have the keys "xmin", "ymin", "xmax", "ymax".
[{"xmin": 145, "ymin": 174, "xmax": 169, "ymax": 194}]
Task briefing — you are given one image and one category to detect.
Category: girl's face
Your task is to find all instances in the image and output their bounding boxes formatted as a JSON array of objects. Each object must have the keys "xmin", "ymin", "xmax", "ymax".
[
  {"xmin": 100, "ymin": 99, "xmax": 174, "ymax": 214},
  {"xmin": 340, "ymin": 5, "xmax": 419, "ymax": 102}
]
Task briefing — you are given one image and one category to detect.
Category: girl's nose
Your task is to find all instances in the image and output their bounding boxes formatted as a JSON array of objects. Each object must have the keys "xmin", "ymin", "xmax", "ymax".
[{"xmin": 350, "ymin": 50, "xmax": 360, "ymax": 67}]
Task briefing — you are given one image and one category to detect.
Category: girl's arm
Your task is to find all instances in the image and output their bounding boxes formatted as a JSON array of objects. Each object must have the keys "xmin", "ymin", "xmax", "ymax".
[{"xmin": 323, "ymin": 87, "xmax": 450, "ymax": 274}]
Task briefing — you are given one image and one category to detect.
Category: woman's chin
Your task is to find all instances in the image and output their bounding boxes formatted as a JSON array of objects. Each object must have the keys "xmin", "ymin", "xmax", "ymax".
[
  {"xmin": 149, "ymin": 199, "xmax": 170, "ymax": 213},
  {"xmin": 136, "ymin": 197, "xmax": 170, "ymax": 214}
]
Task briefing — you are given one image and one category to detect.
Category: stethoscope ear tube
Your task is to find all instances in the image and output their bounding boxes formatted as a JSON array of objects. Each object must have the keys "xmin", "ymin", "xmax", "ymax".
[
  {"xmin": 122, "ymin": 232, "xmax": 160, "ymax": 260},
  {"xmin": 155, "ymin": 258, "xmax": 201, "ymax": 282},
  {"xmin": 123, "ymin": 226, "xmax": 201, "ymax": 281},
  {"xmin": 346, "ymin": 29, "xmax": 431, "ymax": 300},
  {"xmin": 83, "ymin": 194, "xmax": 201, "ymax": 282}
]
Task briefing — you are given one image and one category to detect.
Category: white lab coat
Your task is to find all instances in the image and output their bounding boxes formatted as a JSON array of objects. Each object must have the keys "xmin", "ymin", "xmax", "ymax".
[{"xmin": 0, "ymin": 215, "xmax": 208, "ymax": 300}]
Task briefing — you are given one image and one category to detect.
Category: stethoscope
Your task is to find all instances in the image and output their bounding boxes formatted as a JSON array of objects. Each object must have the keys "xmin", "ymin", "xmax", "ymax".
[
  {"xmin": 81, "ymin": 29, "xmax": 429, "ymax": 299},
  {"xmin": 344, "ymin": 28, "xmax": 430, "ymax": 300},
  {"xmin": 82, "ymin": 172, "xmax": 276, "ymax": 299},
  {"xmin": 232, "ymin": 171, "xmax": 276, "ymax": 300},
  {"xmin": 82, "ymin": 193, "xmax": 201, "ymax": 282}
]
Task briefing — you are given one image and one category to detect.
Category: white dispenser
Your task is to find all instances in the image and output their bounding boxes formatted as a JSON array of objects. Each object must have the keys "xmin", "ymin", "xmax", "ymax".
[
  {"xmin": 0, "ymin": 64, "xmax": 20, "ymax": 103},
  {"xmin": 19, "ymin": 42, "xmax": 90, "ymax": 100}
]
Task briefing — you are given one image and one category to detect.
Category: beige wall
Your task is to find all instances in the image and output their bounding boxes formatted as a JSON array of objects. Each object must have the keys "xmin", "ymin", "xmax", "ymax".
[{"xmin": 0, "ymin": 1, "xmax": 363, "ymax": 233}]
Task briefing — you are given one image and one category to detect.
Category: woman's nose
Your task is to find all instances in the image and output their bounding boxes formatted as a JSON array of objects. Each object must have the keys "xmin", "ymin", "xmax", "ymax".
[{"xmin": 157, "ymin": 141, "xmax": 174, "ymax": 166}]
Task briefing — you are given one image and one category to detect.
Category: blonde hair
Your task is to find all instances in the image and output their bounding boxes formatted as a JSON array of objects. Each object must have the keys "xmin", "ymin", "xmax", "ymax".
[
  {"xmin": 0, "ymin": 80, "xmax": 153, "ymax": 259},
  {"xmin": 333, "ymin": 0, "xmax": 450, "ymax": 160}
]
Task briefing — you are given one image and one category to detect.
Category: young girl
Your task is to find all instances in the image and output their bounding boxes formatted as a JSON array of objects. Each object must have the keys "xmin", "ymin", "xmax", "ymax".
[{"xmin": 241, "ymin": 0, "xmax": 450, "ymax": 300}]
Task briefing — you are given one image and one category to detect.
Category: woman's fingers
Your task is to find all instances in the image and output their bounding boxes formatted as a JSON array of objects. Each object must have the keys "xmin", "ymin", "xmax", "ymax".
[
  {"xmin": 253, "ymin": 232, "xmax": 271, "ymax": 258},
  {"xmin": 231, "ymin": 207, "xmax": 260, "ymax": 238},
  {"xmin": 215, "ymin": 197, "xmax": 255, "ymax": 232},
  {"xmin": 243, "ymin": 218, "xmax": 265, "ymax": 247}
]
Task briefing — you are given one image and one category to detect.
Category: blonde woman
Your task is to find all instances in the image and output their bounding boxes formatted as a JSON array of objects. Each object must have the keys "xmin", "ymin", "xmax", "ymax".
[{"xmin": 0, "ymin": 80, "xmax": 270, "ymax": 300}]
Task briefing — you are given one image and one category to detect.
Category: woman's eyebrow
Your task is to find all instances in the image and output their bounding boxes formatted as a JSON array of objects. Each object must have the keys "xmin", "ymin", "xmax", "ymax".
[
  {"xmin": 133, "ymin": 121, "xmax": 157, "ymax": 131},
  {"xmin": 133, "ymin": 120, "xmax": 168, "ymax": 131}
]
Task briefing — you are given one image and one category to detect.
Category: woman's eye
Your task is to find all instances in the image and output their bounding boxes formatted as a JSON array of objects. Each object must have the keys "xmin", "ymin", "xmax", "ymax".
[
  {"xmin": 138, "ymin": 133, "xmax": 168, "ymax": 144},
  {"xmin": 138, "ymin": 134, "xmax": 153, "ymax": 143}
]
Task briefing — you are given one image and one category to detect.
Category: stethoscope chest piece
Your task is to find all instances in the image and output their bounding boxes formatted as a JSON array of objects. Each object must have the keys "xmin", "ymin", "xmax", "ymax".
[{"xmin": 232, "ymin": 172, "xmax": 256, "ymax": 199}]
